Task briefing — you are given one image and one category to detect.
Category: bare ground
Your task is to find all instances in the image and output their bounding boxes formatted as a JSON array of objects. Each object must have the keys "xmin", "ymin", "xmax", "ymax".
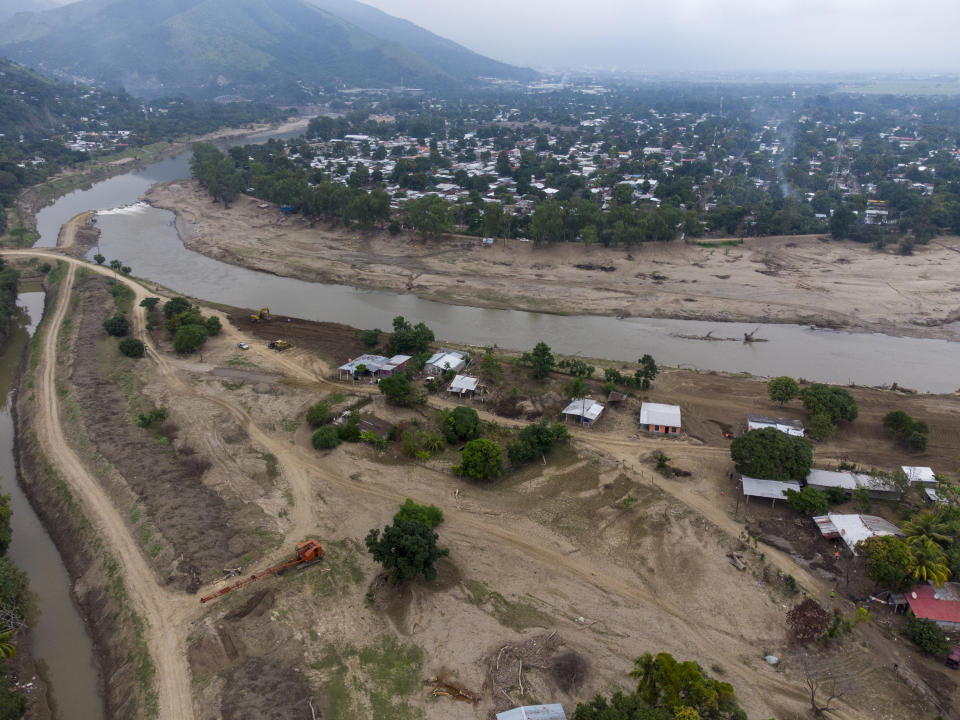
[
  {"xmin": 147, "ymin": 179, "xmax": 960, "ymax": 340},
  {"xmin": 6, "ymin": 248, "xmax": 960, "ymax": 720}
]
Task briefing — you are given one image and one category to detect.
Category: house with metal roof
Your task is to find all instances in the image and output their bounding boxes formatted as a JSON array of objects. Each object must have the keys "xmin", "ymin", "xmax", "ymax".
[
  {"xmin": 747, "ymin": 414, "xmax": 805, "ymax": 437},
  {"xmin": 561, "ymin": 398, "xmax": 604, "ymax": 426},
  {"xmin": 338, "ymin": 354, "xmax": 391, "ymax": 379},
  {"xmin": 741, "ymin": 476, "xmax": 801, "ymax": 504},
  {"xmin": 902, "ymin": 466, "xmax": 937, "ymax": 486},
  {"xmin": 811, "ymin": 513, "xmax": 900, "ymax": 554},
  {"xmin": 496, "ymin": 705, "xmax": 567, "ymax": 720},
  {"xmin": 639, "ymin": 402, "xmax": 681, "ymax": 434},
  {"xmin": 805, "ymin": 469, "xmax": 897, "ymax": 497},
  {"xmin": 448, "ymin": 375, "xmax": 479, "ymax": 397},
  {"xmin": 379, "ymin": 355, "xmax": 412, "ymax": 377},
  {"xmin": 424, "ymin": 349, "xmax": 467, "ymax": 375},
  {"xmin": 907, "ymin": 583, "xmax": 960, "ymax": 630}
]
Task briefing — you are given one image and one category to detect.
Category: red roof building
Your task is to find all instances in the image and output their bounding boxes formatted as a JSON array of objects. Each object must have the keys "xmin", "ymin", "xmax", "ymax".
[{"xmin": 906, "ymin": 583, "xmax": 960, "ymax": 629}]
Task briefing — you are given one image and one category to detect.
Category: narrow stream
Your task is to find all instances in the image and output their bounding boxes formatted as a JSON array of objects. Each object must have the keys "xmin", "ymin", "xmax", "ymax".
[{"xmin": 0, "ymin": 291, "xmax": 104, "ymax": 720}]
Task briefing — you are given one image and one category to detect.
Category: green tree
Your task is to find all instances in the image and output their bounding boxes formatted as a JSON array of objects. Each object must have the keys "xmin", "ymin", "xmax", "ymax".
[
  {"xmin": 205, "ymin": 316, "xmax": 222, "ymax": 335},
  {"xmin": 496, "ymin": 150, "xmax": 512, "ymax": 176},
  {"xmin": 572, "ymin": 693, "xmax": 671, "ymax": 720},
  {"xmin": 479, "ymin": 346, "xmax": 503, "ymax": 383},
  {"xmin": 379, "ymin": 373, "xmax": 418, "ymax": 406},
  {"xmin": 801, "ymin": 384, "xmax": 858, "ymax": 423},
  {"xmin": 311, "ymin": 426, "xmax": 341, "ymax": 450},
  {"xmin": 767, "ymin": 376, "xmax": 799, "ymax": 406},
  {"xmin": 0, "ymin": 663, "xmax": 26, "ymax": 719},
  {"xmin": 807, "ymin": 412, "xmax": 835, "ymax": 441},
  {"xmin": 365, "ymin": 518, "xmax": 449, "ymax": 584},
  {"xmin": 455, "ymin": 438, "xmax": 503, "ymax": 481},
  {"xmin": 172, "ymin": 324, "xmax": 208, "ymax": 354},
  {"xmin": 118, "ymin": 337, "xmax": 145, "ymax": 358},
  {"xmin": 522, "ymin": 341, "xmax": 555, "ymax": 380},
  {"xmin": 403, "ymin": 195, "xmax": 454, "ymax": 240},
  {"xmin": 729, "ymin": 428, "xmax": 813, "ymax": 481},
  {"xmin": 909, "ymin": 536, "xmax": 950, "ymax": 586},
  {"xmin": 635, "ymin": 354, "xmax": 658, "ymax": 390},
  {"xmin": 394, "ymin": 499, "xmax": 444, "ymax": 529},
  {"xmin": 163, "ymin": 296, "xmax": 192, "ymax": 318},
  {"xmin": 906, "ymin": 617, "xmax": 949, "ymax": 657},
  {"xmin": 859, "ymin": 535, "xmax": 915, "ymax": 590},
  {"xmin": 139, "ymin": 297, "xmax": 160, "ymax": 311},
  {"xmin": 883, "ymin": 410, "xmax": 914, "ymax": 439},
  {"xmin": 630, "ymin": 652, "xmax": 745, "ymax": 720},
  {"xmin": 387, "ymin": 316, "xmax": 434, "ymax": 355},
  {"xmin": 0, "ymin": 629, "xmax": 15, "ymax": 660},
  {"xmin": 102, "ymin": 313, "xmax": 129, "ymax": 337},
  {"xmin": 785, "ymin": 487, "xmax": 830, "ymax": 516},
  {"xmin": 305, "ymin": 401, "xmax": 333, "ymax": 428},
  {"xmin": 439, "ymin": 406, "xmax": 482, "ymax": 444},
  {"xmin": 507, "ymin": 421, "xmax": 571, "ymax": 465},
  {"xmin": 903, "ymin": 511, "xmax": 951, "ymax": 545}
]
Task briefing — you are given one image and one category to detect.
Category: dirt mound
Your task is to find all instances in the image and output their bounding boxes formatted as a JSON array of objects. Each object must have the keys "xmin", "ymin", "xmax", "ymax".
[{"xmin": 227, "ymin": 310, "xmax": 365, "ymax": 363}]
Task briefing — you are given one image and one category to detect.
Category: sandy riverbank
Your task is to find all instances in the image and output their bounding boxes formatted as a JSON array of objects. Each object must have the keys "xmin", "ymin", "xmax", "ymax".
[{"xmin": 146, "ymin": 179, "xmax": 960, "ymax": 340}]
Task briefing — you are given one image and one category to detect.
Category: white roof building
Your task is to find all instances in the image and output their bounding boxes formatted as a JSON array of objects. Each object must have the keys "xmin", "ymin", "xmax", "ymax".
[
  {"xmin": 903, "ymin": 466, "xmax": 937, "ymax": 485},
  {"xmin": 741, "ymin": 476, "xmax": 802, "ymax": 500},
  {"xmin": 812, "ymin": 513, "xmax": 901, "ymax": 554},
  {"xmin": 561, "ymin": 398, "xmax": 604, "ymax": 425},
  {"xmin": 639, "ymin": 402, "xmax": 681, "ymax": 428},
  {"xmin": 448, "ymin": 375, "xmax": 479, "ymax": 395},
  {"xmin": 425, "ymin": 350, "xmax": 467, "ymax": 374}
]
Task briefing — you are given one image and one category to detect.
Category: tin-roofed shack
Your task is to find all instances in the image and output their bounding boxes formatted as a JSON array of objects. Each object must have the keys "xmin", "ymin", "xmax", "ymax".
[
  {"xmin": 902, "ymin": 466, "xmax": 937, "ymax": 486},
  {"xmin": 639, "ymin": 402, "xmax": 681, "ymax": 434},
  {"xmin": 448, "ymin": 374, "xmax": 479, "ymax": 397},
  {"xmin": 561, "ymin": 398, "xmax": 604, "ymax": 426},
  {"xmin": 747, "ymin": 414, "xmax": 805, "ymax": 437},
  {"xmin": 741, "ymin": 476, "xmax": 801, "ymax": 505},
  {"xmin": 424, "ymin": 349, "xmax": 467, "ymax": 375},
  {"xmin": 811, "ymin": 513, "xmax": 900, "ymax": 554}
]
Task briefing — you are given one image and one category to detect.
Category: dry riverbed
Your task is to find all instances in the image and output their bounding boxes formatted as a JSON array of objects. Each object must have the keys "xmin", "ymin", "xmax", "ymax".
[{"xmin": 147, "ymin": 179, "xmax": 960, "ymax": 340}]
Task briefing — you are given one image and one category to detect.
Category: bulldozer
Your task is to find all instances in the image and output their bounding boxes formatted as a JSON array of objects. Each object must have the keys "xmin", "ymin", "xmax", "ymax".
[
  {"xmin": 200, "ymin": 539, "xmax": 323, "ymax": 604},
  {"xmin": 268, "ymin": 339, "xmax": 291, "ymax": 351},
  {"xmin": 250, "ymin": 307, "xmax": 270, "ymax": 323}
]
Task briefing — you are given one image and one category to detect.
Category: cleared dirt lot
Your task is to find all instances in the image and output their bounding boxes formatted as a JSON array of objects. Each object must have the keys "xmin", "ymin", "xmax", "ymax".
[{"xmin": 148, "ymin": 179, "xmax": 960, "ymax": 339}]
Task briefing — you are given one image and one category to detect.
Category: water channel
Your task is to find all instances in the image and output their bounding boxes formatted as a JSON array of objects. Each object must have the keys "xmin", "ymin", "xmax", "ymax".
[
  {"xmin": 34, "ymin": 150, "xmax": 960, "ymax": 393},
  {"xmin": 0, "ymin": 291, "xmax": 104, "ymax": 720}
]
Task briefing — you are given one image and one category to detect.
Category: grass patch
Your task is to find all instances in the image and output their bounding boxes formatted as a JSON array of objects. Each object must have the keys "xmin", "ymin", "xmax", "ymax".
[
  {"xmin": 225, "ymin": 355, "xmax": 259, "ymax": 368},
  {"xmin": 696, "ymin": 239, "xmax": 743, "ymax": 248},
  {"xmin": 291, "ymin": 539, "xmax": 363, "ymax": 598},
  {"xmin": 110, "ymin": 281, "xmax": 135, "ymax": 313},
  {"xmin": 357, "ymin": 636, "xmax": 423, "ymax": 697},
  {"xmin": 280, "ymin": 417, "xmax": 300, "ymax": 432},
  {"xmin": 463, "ymin": 579, "xmax": 553, "ymax": 631}
]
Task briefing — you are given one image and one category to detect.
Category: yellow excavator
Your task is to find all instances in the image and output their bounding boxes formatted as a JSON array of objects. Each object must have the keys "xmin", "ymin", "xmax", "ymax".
[{"xmin": 250, "ymin": 307, "xmax": 270, "ymax": 323}]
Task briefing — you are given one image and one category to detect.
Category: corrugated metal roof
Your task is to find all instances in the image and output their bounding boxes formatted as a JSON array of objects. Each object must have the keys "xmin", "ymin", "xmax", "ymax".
[
  {"xmin": 639, "ymin": 402, "xmax": 681, "ymax": 427},
  {"xmin": 742, "ymin": 476, "xmax": 801, "ymax": 499},
  {"xmin": 448, "ymin": 375, "xmax": 478, "ymax": 393},
  {"xmin": 813, "ymin": 515, "xmax": 840, "ymax": 538},
  {"xmin": 903, "ymin": 466, "xmax": 936, "ymax": 484},
  {"xmin": 339, "ymin": 354, "xmax": 391, "ymax": 372},
  {"xmin": 562, "ymin": 398, "xmax": 604, "ymax": 422},
  {"xmin": 820, "ymin": 514, "xmax": 900, "ymax": 554},
  {"xmin": 806, "ymin": 469, "xmax": 858, "ymax": 490},
  {"xmin": 496, "ymin": 705, "xmax": 568, "ymax": 720}
]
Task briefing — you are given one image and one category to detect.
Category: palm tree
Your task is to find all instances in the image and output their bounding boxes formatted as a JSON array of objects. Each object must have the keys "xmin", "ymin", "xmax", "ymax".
[
  {"xmin": 909, "ymin": 536, "xmax": 950, "ymax": 587},
  {"xmin": 0, "ymin": 629, "xmax": 17, "ymax": 659},
  {"xmin": 903, "ymin": 511, "xmax": 952, "ymax": 546}
]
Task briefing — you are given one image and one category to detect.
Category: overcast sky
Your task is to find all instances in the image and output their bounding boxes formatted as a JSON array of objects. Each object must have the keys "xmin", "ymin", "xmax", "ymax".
[{"xmin": 359, "ymin": 0, "xmax": 960, "ymax": 74}]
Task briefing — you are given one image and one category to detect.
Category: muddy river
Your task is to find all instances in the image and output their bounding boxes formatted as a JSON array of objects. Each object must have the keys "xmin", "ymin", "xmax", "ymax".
[
  {"xmin": 35, "ymin": 153, "xmax": 960, "ymax": 393},
  {"xmin": 0, "ymin": 291, "xmax": 104, "ymax": 719}
]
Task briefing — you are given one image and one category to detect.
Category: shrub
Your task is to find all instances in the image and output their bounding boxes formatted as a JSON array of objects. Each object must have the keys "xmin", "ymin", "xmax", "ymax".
[
  {"xmin": 507, "ymin": 420, "xmax": 570, "ymax": 466},
  {"xmin": 905, "ymin": 617, "xmax": 949, "ymax": 657},
  {"xmin": 400, "ymin": 428, "xmax": 444, "ymax": 459},
  {"xmin": 139, "ymin": 297, "xmax": 160, "ymax": 311},
  {"xmin": 394, "ymin": 499, "xmax": 444, "ymax": 529},
  {"xmin": 359, "ymin": 328, "xmax": 381, "ymax": 347},
  {"xmin": 102, "ymin": 313, "xmax": 129, "ymax": 337},
  {"xmin": 163, "ymin": 296, "xmax": 192, "ymax": 318},
  {"xmin": 305, "ymin": 401, "xmax": 333, "ymax": 428},
  {"xmin": 807, "ymin": 412, "xmax": 835, "ymax": 441},
  {"xmin": 785, "ymin": 486, "xmax": 830, "ymax": 516},
  {"xmin": 337, "ymin": 423, "xmax": 362, "ymax": 442},
  {"xmin": 379, "ymin": 373, "xmax": 419, "ymax": 406},
  {"xmin": 312, "ymin": 426, "xmax": 341, "ymax": 450},
  {"xmin": 118, "ymin": 337, "xmax": 145, "ymax": 358},
  {"xmin": 205, "ymin": 316, "xmax": 222, "ymax": 335}
]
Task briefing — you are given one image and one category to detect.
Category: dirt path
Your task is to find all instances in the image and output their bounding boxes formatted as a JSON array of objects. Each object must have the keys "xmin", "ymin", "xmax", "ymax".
[
  {"xmin": 55, "ymin": 211, "xmax": 94, "ymax": 252},
  {"xmin": 18, "ymin": 255, "xmax": 196, "ymax": 720}
]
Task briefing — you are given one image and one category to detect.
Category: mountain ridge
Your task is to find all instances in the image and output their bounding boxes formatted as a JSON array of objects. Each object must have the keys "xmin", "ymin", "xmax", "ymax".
[{"xmin": 0, "ymin": 0, "xmax": 533, "ymax": 100}]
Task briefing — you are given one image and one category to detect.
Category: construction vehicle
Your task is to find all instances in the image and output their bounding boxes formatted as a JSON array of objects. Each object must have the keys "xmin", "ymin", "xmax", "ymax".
[
  {"xmin": 200, "ymin": 539, "xmax": 323, "ymax": 604},
  {"xmin": 250, "ymin": 307, "xmax": 270, "ymax": 323},
  {"xmin": 267, "ymin": 339, "xmax": 291, "ymax": 351}
]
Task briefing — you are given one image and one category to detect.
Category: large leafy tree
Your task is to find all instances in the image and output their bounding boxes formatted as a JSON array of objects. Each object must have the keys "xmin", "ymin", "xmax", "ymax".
[
  {"xmin": 379, "ymin": 373, "xmax": 419, "ymax": 406},
  {"xmin": 859, "ymin": 535, "xmax": 916, "ymax": 590},
  {"xmin": 801, "ymin": 384, "xmax": 858, "ymax": 423},
  {"xmin": 387, "ymin": 316, "xmax": 434, "ymax": 355},
  {"xmin": 365, "ymin": 518, "xmax": 449, "ymax": 584},
  {"xmin": 522, "ymin": 341, "xmax": 555, "ymax": 380},
  {"xmin": 630, "ymin": 653, "xmax": 746, "ymax": 720},
  {"xmin": 439, "ymin": 406, "xmax": 482, "ymax": 444},
  {"xmin": 456, "ymin": 439, "xmax": 503, "ymax": 481},
  {"xmin": 729, "ymin": 427, "xmax": 813, "ymax": 481},
  {"xmin": 767, "ymin": 376, "xmax": 799, "ymax": 406},
  {"xmin": 507, "ymin": 421, "xmax": 570, "ymax": 466},
  {"xmin": 402, "ymin": 195, "xmax": 454, "ymax": 240},
  {"xmin": 635, "ymin": 354, "xmax": 658, "ymax": 390}
]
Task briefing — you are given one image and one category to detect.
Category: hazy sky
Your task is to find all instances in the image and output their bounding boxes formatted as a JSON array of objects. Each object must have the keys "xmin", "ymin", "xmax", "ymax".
[{"xmin": 359, "ymin": 0, "xmax": 960, "ymax": 74}]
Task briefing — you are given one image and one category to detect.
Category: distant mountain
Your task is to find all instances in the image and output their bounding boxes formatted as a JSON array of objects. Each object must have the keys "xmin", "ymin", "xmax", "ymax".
[
  {"xmin": 0, "ymin": 0, "xmax": 57, "ymax": 25},
  {"xmin": 307, "ymin": 0, "xmax": 534, "ymax": 82},
  {"xmin": 0, "ymin": 0, "xmax": 533, "ymax": 100}
]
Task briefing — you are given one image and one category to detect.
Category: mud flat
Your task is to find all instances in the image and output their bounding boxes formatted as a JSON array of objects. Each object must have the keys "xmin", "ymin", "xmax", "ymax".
[{"xmin": 148, "ymin": 179, "xmax": 960, "ymax": 340}]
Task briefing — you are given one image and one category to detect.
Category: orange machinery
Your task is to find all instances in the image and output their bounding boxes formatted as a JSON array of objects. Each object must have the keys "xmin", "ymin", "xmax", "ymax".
[{"xmin": 200, "ymin": 539, "xmax": 323, "ymax": 604}]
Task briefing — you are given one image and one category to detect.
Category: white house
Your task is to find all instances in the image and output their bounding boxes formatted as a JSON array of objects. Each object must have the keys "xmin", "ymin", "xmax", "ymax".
[
  {"xmin": 448, "ymin": 375, "xmax": 479, "ymax": 397},
  {"xmin": 424, "ymin": 350, "xmax": 467, "ymax": 375},
  {"xmin": 561, "ymin": 398, "xmax": 604, "ymax": 426},
  {"xmin": 639, "ymin": 402, "xmax": 681, "ymax": 434}
]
